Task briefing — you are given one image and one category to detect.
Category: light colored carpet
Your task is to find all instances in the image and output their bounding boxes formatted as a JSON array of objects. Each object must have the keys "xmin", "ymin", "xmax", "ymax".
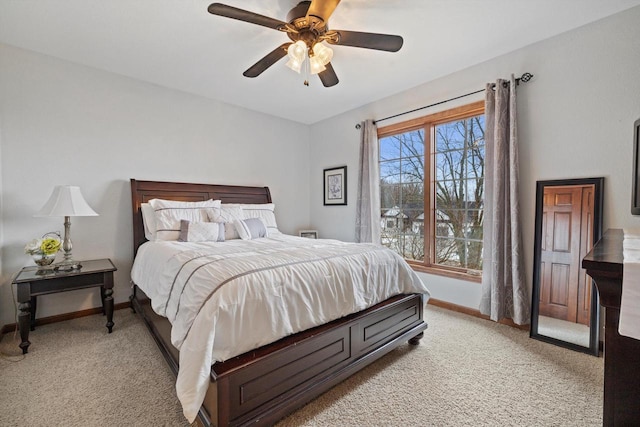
[
  {"xmin": 0, "ymin": 310, "xmax": 187, "ymax": 426},
  {"xmin": 0, "ymin": 305, "xmax": 603, "ymax": 426},
  {"xmin": 537, "ymin": 315, "xmax": 590, "ymax": 347}
]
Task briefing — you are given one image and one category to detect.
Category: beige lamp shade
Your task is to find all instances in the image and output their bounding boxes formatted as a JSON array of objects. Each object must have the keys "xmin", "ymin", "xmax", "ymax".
[{"xmin": 34, "ymin": 185, "xmax": 99, "ymax": 217}]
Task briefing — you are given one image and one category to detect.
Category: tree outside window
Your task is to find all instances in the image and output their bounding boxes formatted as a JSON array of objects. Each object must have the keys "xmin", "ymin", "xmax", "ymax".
[{"xmin": 378, "ymin": 102, "xmax": 485, "ymax": 276}]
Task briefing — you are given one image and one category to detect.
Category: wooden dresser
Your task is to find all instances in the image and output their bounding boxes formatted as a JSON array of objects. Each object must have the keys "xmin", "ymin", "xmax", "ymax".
[{"xmin": 582, "ymin": 228, "xmax": 640, "ymax": 426}]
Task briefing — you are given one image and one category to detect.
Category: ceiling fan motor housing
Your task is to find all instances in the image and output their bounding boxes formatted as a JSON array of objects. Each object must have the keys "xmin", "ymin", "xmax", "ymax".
[{"xmin": 286, "ymin": 1, "xmax": 328, "ymax": 47}]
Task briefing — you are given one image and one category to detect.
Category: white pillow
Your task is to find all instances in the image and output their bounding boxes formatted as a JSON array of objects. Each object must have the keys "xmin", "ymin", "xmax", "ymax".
[
  {"xmin": 240, "ymin": 203, "xmax": 281, "ymax": 235},
  {"xmin": 178, "ymin": 220, "xmax": 225, "ymax": 242},
  {"xmin": 210, "ymin": 204, "xmax": 245, "ymax": 240},
  {"xmin": 234, "ymin": 218, "xmax": 268, "ymax": 240},
  {"xmin": 140, "ymin": 203, "xmax": 157, "ymax": 241},
  {"xmin": 149, "ymin": 198, "xmax": 221, "ymax": 241}
]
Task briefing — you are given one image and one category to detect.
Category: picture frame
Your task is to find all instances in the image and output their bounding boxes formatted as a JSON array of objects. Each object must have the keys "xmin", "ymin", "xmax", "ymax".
[
  {"xmin": 632, "ymin": 118, "xmax": 640, "ymax": 214},
  {"xmin": 323, "ymin": 166, "xmax": 347, "ymax": 206},
  {"xmin": 299, "ymin": 230, "xmax": 318, "ymax": 239}
]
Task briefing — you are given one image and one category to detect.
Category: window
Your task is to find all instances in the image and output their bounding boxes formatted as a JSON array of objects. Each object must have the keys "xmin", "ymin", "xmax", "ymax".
[{"xmin": 378, "ymin": 101, "xmax": 485, "ymax": 279}]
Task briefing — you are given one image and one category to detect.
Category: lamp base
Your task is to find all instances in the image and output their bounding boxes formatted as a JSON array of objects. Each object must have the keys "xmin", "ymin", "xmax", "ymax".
[{"xmin": 54, "ymin": 260, "xmax": 82, "ymax": 272}]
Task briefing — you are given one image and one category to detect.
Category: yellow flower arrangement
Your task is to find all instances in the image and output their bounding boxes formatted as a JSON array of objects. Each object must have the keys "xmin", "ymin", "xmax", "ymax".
[{"xmin": 24, "ymin": 234, "xmax": 61, "ymax": 256}]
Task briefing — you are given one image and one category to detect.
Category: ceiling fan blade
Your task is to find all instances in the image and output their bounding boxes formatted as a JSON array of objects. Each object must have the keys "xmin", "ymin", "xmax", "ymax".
[
  {"xmin": 306, "ymin": 0, "xmax": 341, "ymax": 22},
  {"xmin": 327, "ymin": 30, "xmax": 403, "ymax": 52},
  {"xmin": 318, "ymin": 62, "xmax": 339, "ymax": 87},
  {"xmin": 243, "ymin": 43, "xmax": 291, "ymax": 78},
  {"xmin": 208, "ymin": 3, "xmax": 289, "ymax": 31}
]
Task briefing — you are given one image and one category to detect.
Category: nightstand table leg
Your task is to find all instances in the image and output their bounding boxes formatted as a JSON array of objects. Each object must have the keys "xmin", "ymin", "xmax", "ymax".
[
  {"xmin": 18, "ymin": 301, "xmax": 31, "ymax": 354},
  {"xmin": 104, "ymin": 271, "xmax": 114, "ymax": 333},
  {"xmin": 17, "ymin": 282, "xmax": 32, "ymax": 354},
  {"xmin": 30, "ymin": 296, "xmax": 37, "ymax": 331}
]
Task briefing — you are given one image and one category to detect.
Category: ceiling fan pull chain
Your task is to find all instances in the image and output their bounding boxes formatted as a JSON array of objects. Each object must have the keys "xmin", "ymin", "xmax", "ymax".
[{"xmin": 304, "ymin": 48, "xmax": 310, "ymax": 86}]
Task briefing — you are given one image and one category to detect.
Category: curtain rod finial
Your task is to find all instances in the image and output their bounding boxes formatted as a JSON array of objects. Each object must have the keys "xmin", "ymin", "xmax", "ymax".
[{"xmin": 355, "ymin": 123, "xmax": 362, "ymax": 130}]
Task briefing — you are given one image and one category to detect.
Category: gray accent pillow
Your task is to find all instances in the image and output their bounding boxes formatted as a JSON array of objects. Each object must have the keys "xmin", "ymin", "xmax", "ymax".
[
  {"xmin": 178, "ymin": 220, "xmax": 225, "ymax": 242},
  {"xmin": 234, "ymin": 218, "xmax": 268, "ymax": 240}
]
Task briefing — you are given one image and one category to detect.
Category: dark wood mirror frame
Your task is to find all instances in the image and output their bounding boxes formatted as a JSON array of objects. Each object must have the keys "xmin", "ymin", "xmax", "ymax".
[{"xmin": 530, "ymin": 177, "xmax": 604, "ymax": 356}]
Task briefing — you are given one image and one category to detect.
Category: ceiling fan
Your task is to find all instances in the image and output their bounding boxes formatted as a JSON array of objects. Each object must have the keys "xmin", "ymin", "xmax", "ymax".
[{"xmin": 208, "ymin": 0, "xmax": 404, "ymax": 87}]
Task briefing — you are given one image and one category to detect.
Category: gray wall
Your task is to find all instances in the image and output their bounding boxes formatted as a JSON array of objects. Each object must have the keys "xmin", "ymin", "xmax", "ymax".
[
  {"xmin": 308, "ymin": 6, "xmax": 640, "ymax": 309},
  {"xmin": 0, "ymin": 44, "xmax": 311, "ymax": 326}
]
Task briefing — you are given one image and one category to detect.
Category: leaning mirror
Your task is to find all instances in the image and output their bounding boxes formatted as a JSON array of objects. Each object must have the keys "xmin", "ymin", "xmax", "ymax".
[{"xmin": 530, "ymin": 177, "xmax": 603, "ymax": 356}]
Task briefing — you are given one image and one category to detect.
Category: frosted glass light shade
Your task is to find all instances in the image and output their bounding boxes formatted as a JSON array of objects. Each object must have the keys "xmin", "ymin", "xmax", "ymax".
[
  {"xmin": 309, "ymin": 55, "xmax": 326, "ymax": 74},
  {"xmin": 286, "ymin": 57, "xmax": 303, "ymax": 73},
  {"xmin": 286, "ymin": 40, "xmax": 307, "ymax": 74},
  {"xmin": 288, "ymin": 41, "xmax": 306, "ymax": 60},
  {"xmin": 312, "ymin": 43, "xmax": 333, "ymax": 65},
  {"xmin": 34, "ymin": 185, "xmax": 99, "ymax": 217}
]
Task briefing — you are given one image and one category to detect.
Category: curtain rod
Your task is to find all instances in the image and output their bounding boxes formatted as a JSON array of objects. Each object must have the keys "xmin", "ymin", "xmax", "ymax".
[{"xmin": 355, "ymin": 72, "xmax": 533, "ymax": 129}]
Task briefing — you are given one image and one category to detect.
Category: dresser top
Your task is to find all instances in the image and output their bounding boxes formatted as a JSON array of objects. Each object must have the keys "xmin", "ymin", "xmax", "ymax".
[{"xmin": 582, "ymin": 228, "xmax": 623, "ymax": 277}]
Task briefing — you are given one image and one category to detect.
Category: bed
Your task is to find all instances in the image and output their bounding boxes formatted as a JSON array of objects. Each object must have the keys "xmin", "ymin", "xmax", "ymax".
[{"xmin": 129, "ymin": 179, "xmax": 429, "ymax": 427}]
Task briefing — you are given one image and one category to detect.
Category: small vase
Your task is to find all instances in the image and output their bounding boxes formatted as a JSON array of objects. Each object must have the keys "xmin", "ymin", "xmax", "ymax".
[{"xmin": 33, "ymin": 253, "xmax": 56, "ymax": 268}]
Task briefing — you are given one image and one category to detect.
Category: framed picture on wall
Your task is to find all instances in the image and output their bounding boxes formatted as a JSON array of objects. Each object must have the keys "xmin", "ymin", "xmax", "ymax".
[
  {"xmin": 299, "ymin": 230, "xmax": 318, "ymax": 239},
  {"xmin": 632, "ymin": 118, "xmax": 640, "ymax": 215},
  {"xmin": 323, "ymin": 166, "xmax": 347, "ymax": 206}
]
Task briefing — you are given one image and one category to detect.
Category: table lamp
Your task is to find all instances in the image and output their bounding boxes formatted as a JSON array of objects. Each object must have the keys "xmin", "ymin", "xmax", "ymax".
[{"xmin": 34, "ymin": 185, "xmax": 98, "ymax": 270}]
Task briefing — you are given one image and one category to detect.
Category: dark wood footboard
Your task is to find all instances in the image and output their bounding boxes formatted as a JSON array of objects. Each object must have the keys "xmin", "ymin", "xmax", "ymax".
[{"xmin": 131, "ymin": 286, "xmax": 427, "ymax": 427}]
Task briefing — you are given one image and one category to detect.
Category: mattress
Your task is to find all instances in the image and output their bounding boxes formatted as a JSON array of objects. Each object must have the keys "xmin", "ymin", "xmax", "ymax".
[{"xmin": 130, "ymin": 234, "xmax": 430, "ymax": 422}]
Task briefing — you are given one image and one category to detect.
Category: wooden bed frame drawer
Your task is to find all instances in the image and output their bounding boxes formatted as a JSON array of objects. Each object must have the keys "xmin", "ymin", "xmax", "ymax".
[
  {"xmin": 358, "ymin": 297, "xmax": 422, "ymax": 355},
  {"xmin": 225, "ymin": 325, "xmax": 353, "ymax": 420},
  {"xmin": 211, "ymin": 294, "xmax": 427, "ymax": 426}
]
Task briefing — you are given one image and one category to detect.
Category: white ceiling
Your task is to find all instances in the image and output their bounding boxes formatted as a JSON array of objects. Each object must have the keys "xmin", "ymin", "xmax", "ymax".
[{"xmin": 2, "ymin": 0, "xmax": 640, "ymax": 124}]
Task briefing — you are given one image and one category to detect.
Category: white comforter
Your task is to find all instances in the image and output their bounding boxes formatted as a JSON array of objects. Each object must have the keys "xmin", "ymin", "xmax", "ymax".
[{"xmin": 130, "ymin": 234, "xmax": 430, "ymax": 422}]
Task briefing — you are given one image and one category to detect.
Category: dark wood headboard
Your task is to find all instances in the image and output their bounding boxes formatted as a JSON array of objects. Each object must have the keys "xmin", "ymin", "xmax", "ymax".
[{"xmin": 130, "ymin": 179, "xmax": 272, "ymax": 256}]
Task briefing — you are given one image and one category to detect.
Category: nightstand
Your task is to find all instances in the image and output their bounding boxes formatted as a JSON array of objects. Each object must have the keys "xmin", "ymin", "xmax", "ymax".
[{"xmin": 12, "ymin": 258, "xmax": 117, "ymax": 354}]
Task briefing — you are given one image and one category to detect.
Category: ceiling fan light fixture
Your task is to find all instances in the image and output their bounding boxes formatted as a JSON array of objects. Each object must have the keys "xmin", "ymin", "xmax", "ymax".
[
  {"xmin": 286, "ymin": 57, "xmax": 303, "ymax": 73},
  {"xmin": 287, "ymin": 40, "xmax": 306, "ymax": 61},
  {"xmin": 312, "ymin": 42, "xmax": 333, "ymax": 66},
  {"xmin": 309, "ymin": 55, "xmax": 326, "ymax": 74},
  {"xmin": 285, "ymin": 40, "xmax": 307, "ymax": 73}
]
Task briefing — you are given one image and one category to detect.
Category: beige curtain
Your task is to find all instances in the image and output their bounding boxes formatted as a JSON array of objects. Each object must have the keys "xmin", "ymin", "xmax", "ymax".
[
  {"xmin": 479, "ymin": 75, "xmax": 530, "ymax": 325},
  {"xmin": 355, "ymin": 120, "xmax": 381, "ymax": 244}
]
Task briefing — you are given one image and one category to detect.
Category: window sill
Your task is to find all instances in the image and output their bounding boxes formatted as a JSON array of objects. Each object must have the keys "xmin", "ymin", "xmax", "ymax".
[{"xmin": 408, "ymin": 263, "xmax": 482, "ymax": 283}]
